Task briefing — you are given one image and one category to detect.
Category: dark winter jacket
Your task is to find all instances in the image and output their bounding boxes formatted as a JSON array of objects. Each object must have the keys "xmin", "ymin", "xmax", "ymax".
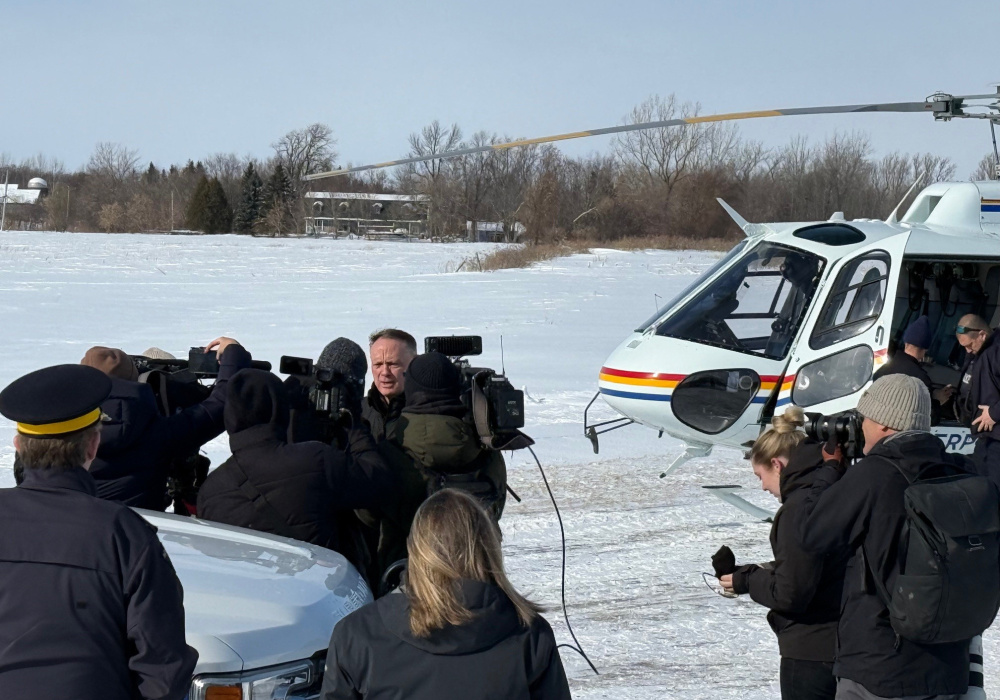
[
  {"xmin": 321, "ymin": 580, "xmax": 571, "ymax": 700},
  {"xmin": 872, "ymin": 350, "xmax": 943, "ymax": 425},
  {"xmin": 197, "ymin": 369, "xmax": 396, "ymax": 571},
  {"xmin": 797, "ymin": 431, "xmax": 973, "ymax": 697},
  {"xmin": 91, "ymin": 344, "xmax": 252, "ymax": 510},
  {"xmin": 374, "ymin": 412, "xmax": 507, "ymax": 573},
  {"xmin": 362, "ymin": 383, "xmax": 405, "ymax": 443},
  {"xmin": 0, "ymin": 467, "xmax": 197, "ymax": 700},
  {"xmin": 958, "ymin": 331, "xmax": 1000, "ymax": 441},
  {"xmin": 731, "ymin": 441, "xmax": 847, "ymax": 662}
]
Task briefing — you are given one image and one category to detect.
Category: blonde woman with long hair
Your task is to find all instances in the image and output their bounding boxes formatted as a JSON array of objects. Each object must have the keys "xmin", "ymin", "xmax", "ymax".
[
  {"xmin": 717, "ymin": 407, "xmax": 848, "ymax": 700},
  {"xmin": 321, "ymin": 488, "xmax": 571, "ymax": 700}
]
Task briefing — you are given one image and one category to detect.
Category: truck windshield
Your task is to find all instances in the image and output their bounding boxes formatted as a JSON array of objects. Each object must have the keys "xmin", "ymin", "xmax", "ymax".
[{"xmin": 655, "ymin": 242, "xmax": 825, "ymax": 360}]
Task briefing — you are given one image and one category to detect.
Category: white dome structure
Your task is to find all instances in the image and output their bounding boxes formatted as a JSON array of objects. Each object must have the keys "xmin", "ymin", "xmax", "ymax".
[{"xmin": 26, "ymin": 177, "xmax": 48, "ymax": 191}]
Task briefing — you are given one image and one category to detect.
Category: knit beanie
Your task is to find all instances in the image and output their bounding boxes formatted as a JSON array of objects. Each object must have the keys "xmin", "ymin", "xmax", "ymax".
[
  {"xmin": 902, "ymin": 316, "xmax": 933, "ymax": 350},
  {"xmin": 405, "ymin": 352, "xmax": 462, "ymax": 396},
  {"xmin": 856, "ymin": 374, "xmax": 931, "ymax": 432},
  {"xmin": 81, "ymin": 346, "xmax": 138, "ymax": 382},
  {"xmin": 141, "ymin": 347, "xmax": 176, "ymax": 360}
]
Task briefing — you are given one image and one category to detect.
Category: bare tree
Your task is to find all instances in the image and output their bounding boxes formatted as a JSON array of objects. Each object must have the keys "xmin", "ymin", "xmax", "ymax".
[
  {"xmin": 272, "ymin": 124, "xmax": 337, "ymax": 188},
  {"xmin": 87, "ymin": 142, "xmax": 141, "ymax": 193},
  {"xmin": 972, "ymin": 152, "xmax": 999, "ymax": 180}
]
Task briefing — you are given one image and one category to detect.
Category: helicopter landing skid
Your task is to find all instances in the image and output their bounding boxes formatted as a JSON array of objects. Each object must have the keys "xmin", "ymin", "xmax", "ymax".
[
  {"xmin": 659, "ymin": 442, "xmax": 714, "ymax": 478},
  {"xmin": 702, "ymin": 485, "xmax": 774, "ymax": 523},
  {"xmin": 583, "ymin": 392, "xmax": 635, "ymax": 454}
]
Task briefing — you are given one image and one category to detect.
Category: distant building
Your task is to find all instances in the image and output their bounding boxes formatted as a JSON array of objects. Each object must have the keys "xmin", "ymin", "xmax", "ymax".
[
  {"xmin": 466, "ymin": 220, "xmax": 526, "ymax": 243},
  {"xmin": 1, "ymin": 178, "xmax": 49, "ymax": 230},
  {"xmin": 303, "ymin": 191, "xmax": 429, "ymax": 238}
]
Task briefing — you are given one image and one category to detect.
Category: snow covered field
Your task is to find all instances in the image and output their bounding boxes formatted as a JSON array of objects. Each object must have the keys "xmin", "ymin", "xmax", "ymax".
[{"xmin": 0, "ymin": 232, "xmax": 992, "ymax": 698}]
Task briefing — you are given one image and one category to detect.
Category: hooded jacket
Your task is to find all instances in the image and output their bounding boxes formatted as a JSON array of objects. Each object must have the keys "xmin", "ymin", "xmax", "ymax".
[
  {"xmin": 321, "ymin": 580, "xmax": 571, "ymax": 700},
  {"xmin": 90, "ymin": 345, "xmax": 252, "ymax": 510},
  {"xmin": 731, "ymin": 441, "xmax": 847, "ymax": 662},
  {"xmin": 797, "ymin": 431, "xmax": 973, "ymax": 697},
  {"xmin": 374, "ymin": 412, "xmax": 507, "ymax": 574},
  {"xmin": 958, "ymin": 331, "xmax": 1000, "ymax": 441},
  {"xmin": 197, "ymin": 369, "xmax": 396, "ymax": 568},
  {"xmin": 0, "ymin": 467, "xmax": 197, "ymax": 700}
]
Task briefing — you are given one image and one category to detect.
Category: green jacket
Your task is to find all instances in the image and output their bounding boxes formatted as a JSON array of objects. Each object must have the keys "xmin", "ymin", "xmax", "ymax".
[{"xmin": 375, "ymin": 412, "xmax": 507, "ymax": 574}]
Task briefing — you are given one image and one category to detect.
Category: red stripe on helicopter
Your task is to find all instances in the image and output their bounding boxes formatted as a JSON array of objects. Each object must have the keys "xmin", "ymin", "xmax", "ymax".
[{"xmin": 599, "ymin": 367, "xmax": 686, "ymax": 381}]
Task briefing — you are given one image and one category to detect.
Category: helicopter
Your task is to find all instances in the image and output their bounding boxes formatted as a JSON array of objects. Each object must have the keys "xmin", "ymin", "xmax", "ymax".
[{"xmin": 304, "ymin": 89, "xmax": 1000, "ymax": 477}]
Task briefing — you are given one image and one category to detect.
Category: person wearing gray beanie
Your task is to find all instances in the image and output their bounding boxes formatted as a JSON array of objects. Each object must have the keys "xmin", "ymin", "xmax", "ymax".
[
  {"xmin": 794, "ymin": 373, "xmax": 977, "ymax": 698},
  {"xmin": 856, "ymin": 374, "xmax": 932, "ymax": 441}
]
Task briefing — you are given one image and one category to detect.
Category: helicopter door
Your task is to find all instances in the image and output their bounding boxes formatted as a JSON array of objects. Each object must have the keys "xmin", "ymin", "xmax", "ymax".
[{"xmin": 777, "ymin": 232, "xmax": 911, "ymax": 417}]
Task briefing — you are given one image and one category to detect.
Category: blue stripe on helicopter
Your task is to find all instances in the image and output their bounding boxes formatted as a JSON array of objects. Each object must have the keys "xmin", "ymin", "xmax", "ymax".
[
  {"xmin": 599, "ymin": 388, "xmax": 671, "ymax": 401},
  {"xmin": 776, "ymin": 397, "xmax": 793, "ymax": 407},
  {"xmin": 984, "ymin": 205, "xmax": 1000, "ymax": 213},
  {"xmin": 599, "ymin": 387, "xmax": 769, "ymax": 404}
]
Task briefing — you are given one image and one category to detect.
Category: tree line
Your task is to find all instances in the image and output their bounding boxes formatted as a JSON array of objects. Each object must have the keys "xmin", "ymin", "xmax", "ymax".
[{"xmin": 2, "ymin": 94, "xmax": 997, "ymax": 243}]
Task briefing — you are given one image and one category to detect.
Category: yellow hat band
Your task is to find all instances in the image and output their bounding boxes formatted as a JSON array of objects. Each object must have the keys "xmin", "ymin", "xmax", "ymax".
[{"xmin": 17, "ymin": 408, "xmax": 102, "ymax": 436}]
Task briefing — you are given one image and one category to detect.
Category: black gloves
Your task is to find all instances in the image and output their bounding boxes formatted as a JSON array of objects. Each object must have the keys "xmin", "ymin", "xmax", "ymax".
[{"xmin": 712, "ymin": 545, "xmax": 736, "ymax": 578}]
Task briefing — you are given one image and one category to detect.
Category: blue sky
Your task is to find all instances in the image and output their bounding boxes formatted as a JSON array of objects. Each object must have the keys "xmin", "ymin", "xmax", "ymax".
[{"xmin": 2, "ymin": 0, "xmax": 998, "ymax": 177}]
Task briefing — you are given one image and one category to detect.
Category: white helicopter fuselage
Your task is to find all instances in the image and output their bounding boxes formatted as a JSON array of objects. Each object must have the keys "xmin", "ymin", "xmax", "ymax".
[{"xmin": 599, "ymin": 180, "xmax": 1000, "ymax": 457}]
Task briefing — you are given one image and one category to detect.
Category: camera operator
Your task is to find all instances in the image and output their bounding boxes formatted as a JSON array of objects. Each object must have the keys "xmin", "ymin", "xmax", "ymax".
[
  {"xmin": 363, "ymin": 329, "xmax": 417, "ymax": 442},
  {"xmin": 872, "ymin": 316, "xmax": 953, "ymax": 425},
  {"xmin": 197, "ymin": 367, "xmax": 396, "ymax": 577},
  {"xmin": 371, "ymin": 352, "xmax": 508, "ymax": 578},
  {"xmin": 797, "ymin": 375, "xmax": 977, "ymax": 699},
  {"xmin": 716, "ymin": 407, "xmax": 846, "ymax": 700},
  {"xmin": 82, "ymin": 337, "xmax": 252, "ymax": 510},
  {"xmin": 954, "ymin": 314, "xmax": 1000, "ymax": 484}
]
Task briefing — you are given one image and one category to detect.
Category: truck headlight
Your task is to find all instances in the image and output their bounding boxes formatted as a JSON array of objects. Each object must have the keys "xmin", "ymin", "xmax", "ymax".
[{"xmin": 191, "ymin": 660, "xmax": 319, "ymax": 700}]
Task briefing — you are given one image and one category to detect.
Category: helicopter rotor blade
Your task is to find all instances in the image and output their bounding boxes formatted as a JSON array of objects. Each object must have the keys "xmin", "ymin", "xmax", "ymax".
[{"xmin": 303, "ymin": 95, "xmax": 980, "ymax": 181}]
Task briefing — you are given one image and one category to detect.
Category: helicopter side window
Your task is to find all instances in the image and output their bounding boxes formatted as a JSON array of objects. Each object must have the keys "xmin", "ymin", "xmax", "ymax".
[
  {"xmin": 792, "ymin": 345, "xmax": 874, "ymax": 407},
  {"xmin": 810, "ymin": 252, "xmax": 890, "ymax": 351},
  {"xmin": 655, "ymin": 243, "xmax": 824, "ymax": 360}
]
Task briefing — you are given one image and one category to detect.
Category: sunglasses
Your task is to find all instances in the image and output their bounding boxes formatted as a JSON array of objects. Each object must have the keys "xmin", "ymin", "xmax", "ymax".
[{"xmin": 956, "ymin": 326, "xmax": 986, "ymax": 335}]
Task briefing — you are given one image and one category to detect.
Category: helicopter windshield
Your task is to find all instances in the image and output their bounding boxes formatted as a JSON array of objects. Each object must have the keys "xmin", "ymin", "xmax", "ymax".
[{"xmin": 655, "ymin": 242, "xmax": 825, "ymax": 360}]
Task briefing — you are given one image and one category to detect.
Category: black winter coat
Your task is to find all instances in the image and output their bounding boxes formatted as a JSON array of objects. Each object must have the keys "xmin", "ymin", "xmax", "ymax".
[
  {"xmin": 958, "ymin": 332, "xmax": 1000, "ymax": 440},
  {"xmin": 321, "ymin": 580, "xmax": 571, "ymax": 700},
  {"xmin": 198, "ymin": 369, "xmax": 397, "ymax": 569},
  {"xmin": 731, "ymin": 442, "xmax": 847, "ymax": 662},
  {"xmin": 91, "ymin": 345, "xmax": 252, "ymax": 510},
  {"xmin": 872, "ymin": 351, "xmax": 943, "ymax": 425},
  {"xmin": 797, "ymin": 431, "xmax": 973, "ymax": 697},
  {"xmin": 0, "ymin": 467, "xmax": 197, "ymax": 700},
  {"xmin": 362, "ymin": 384, "xmax": 404, "ymax": 443}
]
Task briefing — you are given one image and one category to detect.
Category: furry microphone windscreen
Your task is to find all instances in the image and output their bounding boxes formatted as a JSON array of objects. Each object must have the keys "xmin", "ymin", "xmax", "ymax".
[{"xmin": 317, "ymin": 338, "xmax": 368, "ymax": 386}]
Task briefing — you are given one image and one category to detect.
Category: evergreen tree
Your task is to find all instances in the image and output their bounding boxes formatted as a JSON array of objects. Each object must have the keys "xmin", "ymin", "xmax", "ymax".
[
  {"xmin": 203, "ymin": 178, "xmax": 233, "ymax": 234},
  {"xmin": 144, "ymin": 162, "xmax": 159, "ymax": 184},
  {"xmin": 186, "ymin": 176, "xmax": 233, "ymax": 234},
  {"xmin": 260, "ymin": 163, "xmax": 297, "ymax": 235},
  {"xmin": 234, "ymin": 162, "xmax": 265, "ymax": 233},
  {"xmin": 185, "ymin": 176, "xmax": 210, "ymax": 231}
]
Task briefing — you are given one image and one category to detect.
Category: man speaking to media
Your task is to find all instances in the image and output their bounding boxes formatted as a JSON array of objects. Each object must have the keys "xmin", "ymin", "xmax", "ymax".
[{"xmin": 363, "ymin": 328, "xmax": 417, "ymax": 441}]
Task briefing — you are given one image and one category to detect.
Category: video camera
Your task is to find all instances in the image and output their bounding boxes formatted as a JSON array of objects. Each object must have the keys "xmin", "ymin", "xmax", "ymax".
[
  {"xmin": 279, "ymin": 355, "xmax": 359, "ymax": 445},
  {"xmin": 804, "ymin": 409, "xmax": 865, "ymax": 461},
  {"xmin": 133, "ymin": 347, "xmax": 271, "ymax": 379},
  {"xmin": 424, "ymin": 335, "xmax": 532, "ymax": 451}
]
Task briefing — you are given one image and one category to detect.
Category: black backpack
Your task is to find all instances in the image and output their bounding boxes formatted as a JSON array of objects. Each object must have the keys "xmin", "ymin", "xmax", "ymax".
[{"xmin": 865, "ymin": 457, "xmax": 1000, "ymax": 644}]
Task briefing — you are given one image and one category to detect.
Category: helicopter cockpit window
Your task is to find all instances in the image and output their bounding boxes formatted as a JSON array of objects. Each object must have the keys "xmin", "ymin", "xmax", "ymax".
[
  {"xmin": 634, "ymin": 241, "xmax": 747, "ymax": 333},
  {"xmin": 810, "ymin": 251, "xmax": 890, "ymax": 350},
  {"xmin": 654, "ymin": 243, "xmax": 825, "ymax": 360}
]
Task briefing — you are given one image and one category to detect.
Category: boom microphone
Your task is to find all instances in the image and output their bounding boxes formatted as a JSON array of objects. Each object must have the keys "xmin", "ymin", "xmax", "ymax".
[{"xmin": 317, "ymin": 338, "xmax": 368, "ymax": 390}]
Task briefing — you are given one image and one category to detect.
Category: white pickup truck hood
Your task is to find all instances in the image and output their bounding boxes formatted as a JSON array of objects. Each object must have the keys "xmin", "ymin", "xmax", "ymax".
[{"xmin": 140, "ymin": 510, "xmax": 372, "ymax": 674}]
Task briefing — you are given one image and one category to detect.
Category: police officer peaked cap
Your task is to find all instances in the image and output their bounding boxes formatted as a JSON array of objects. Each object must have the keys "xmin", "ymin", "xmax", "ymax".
[{"xmin": 0, "ymin": 364, "xmax": 112, "ymax": 437}]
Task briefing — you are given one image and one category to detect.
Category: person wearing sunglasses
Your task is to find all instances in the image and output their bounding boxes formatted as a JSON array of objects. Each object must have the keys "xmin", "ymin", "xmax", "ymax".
[{"xmin": 955, "ymin": 314, "xmax": 1000, "ymax": 484}]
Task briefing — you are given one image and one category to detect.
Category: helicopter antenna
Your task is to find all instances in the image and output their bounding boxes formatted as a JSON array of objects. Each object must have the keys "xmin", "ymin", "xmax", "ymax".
[
  {"xmin": 886, "ymin": 171, "xmax": 926, "ymax": 224},
  {"xmin": 716, "ymin": 198, "xmax": 774, "ymax": 238}
]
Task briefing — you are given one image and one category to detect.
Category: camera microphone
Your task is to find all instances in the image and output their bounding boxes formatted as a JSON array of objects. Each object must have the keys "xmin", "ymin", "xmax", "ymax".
[{"xmin": 317, "ymin": 338, "xmax": 368, "ymax": 389}]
